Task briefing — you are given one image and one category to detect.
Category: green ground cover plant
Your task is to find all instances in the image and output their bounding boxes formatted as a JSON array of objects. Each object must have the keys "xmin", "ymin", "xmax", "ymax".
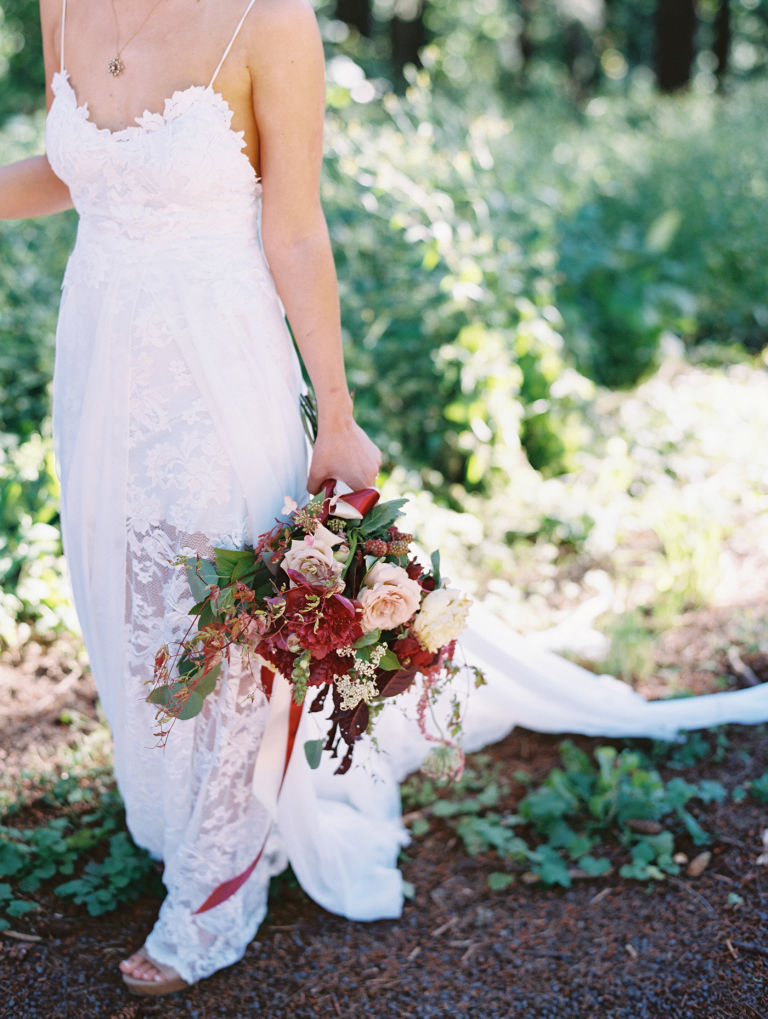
[
  {"xmin": 0, "ymin": 763, "xmax": 161, "ymax": 929},
  {"xmin": 401, "ymin": 728, "xmax": 767, "ymax": 892}
]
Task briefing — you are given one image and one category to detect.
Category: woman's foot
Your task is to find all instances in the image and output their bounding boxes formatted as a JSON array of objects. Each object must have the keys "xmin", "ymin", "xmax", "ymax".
[{"xmin": 119, "ymin": 946, "xmax": 189, "ymax": 996}]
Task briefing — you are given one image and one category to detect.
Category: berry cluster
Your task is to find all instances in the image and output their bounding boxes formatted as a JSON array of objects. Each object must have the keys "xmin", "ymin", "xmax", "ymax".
[{"xmin": 362, "ymin": 528, "xmax": 414, "ymax": 558}]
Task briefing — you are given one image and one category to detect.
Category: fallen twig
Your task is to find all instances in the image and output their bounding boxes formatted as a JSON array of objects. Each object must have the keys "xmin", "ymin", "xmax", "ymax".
[
  {"xmin": 732, "ymin": 940, "xmax": 768, "ymax": 958},
  {"xmin": 727, "ymin": 646, "xmax": 761, "ymax": 687},
  {"xmin": 0, "ymin": 930, "xmax": 42, "ymax": 942}
]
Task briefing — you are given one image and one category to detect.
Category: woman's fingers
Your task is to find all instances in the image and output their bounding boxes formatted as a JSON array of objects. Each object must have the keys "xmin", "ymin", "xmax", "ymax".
[{"xmin": 306, "ymin": 422, "xmax": 381, "ymax": 494}]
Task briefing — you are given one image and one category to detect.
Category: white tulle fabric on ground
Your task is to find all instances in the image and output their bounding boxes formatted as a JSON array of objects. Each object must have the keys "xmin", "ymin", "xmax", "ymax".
[{"xmin": 45, "ymin": 8, "xmax": 768, "ymax": 984}]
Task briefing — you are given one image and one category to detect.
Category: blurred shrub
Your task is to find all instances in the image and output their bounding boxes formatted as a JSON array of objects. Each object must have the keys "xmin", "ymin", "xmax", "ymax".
[
  {"xmin": 323, "ymin": 72, "xmax": 590, "ymax": 489},
  {"xmin": 553, "ymin": 87, "xmax": 768, "ymax": 385},
  {"xmin": 0, "ymin": 116, "xmax": 76, "ymax": 437},
  {"xmin": 0, "ymin": 431, "xmax": 71, "ymax": 646},
  {"xmin": 0, "ymin": 0, "xmax": 43, "ymax": 121}
]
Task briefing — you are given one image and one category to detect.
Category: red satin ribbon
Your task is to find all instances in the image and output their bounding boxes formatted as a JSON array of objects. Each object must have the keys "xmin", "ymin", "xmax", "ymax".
[
  {"xmin": 320, "ymin": 479, "xmax": 380, "ymax": 520},
  {"xmin": 194, "ymin": 666, "xmax": 304, "ymax": 914}
]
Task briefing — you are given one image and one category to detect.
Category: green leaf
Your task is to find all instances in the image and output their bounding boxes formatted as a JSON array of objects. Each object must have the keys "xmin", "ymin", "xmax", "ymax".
[
  {"xmin": 430, "ymin": 549, "xmax": 441, "ymax": 586},
  {"xmin": 577, "ymin": 854, "xmax": 612, "ymax": 876},
  {"xmin": 358, "ymin": 498, "xmax": 408, "ymax": 536},
  {"xmin": 304, "ymin": 739, "xmax": 324, "ymax": 770},
  {"xmin": 353, "ymin": 629, "xmax": 381, "ymax": 648},
  {"xmin": 185, "ymin": 559, "xmax": 219, "ymax": 601},
  {"xmin": 177, "ymin": 691, "xmax": 205, "ymax": 721},
  {"xmin": 695, "ymin": 780, "xmax": 727, "ymax": 804},
  {"xmin": 213, "ymin": 547, "xmax": 253, "ymax": 579},
  {"xmin": 194, "ymin": 663, "xmax": 221, "ymax": 699},
  {"xmin": 178, "ymin": 657, "xmax": 200, "ymax": 678},
  {"xmin": 401, "ymin": 880, "xmax": 415, "ymax": 900},
  {"xmin": 6, "ymin": 899, "xmax": 37, "ymax": 918},
  {"xmin": 487, "ymin": 872, "xmax": 515, "ymax": 892},
  {"xmin": 409, "ymin": 817, "xmax": 430, "ymax": 838},
  {"xmin": 0, "ymin": 843, "xmax": 26, "ymax": 877},
  {"xmin": 379, "ymin": 649, "xmax": 401, "ymax": 671},
  {"xmin": 147, "ymin": 685, "xmax": 173, "ymax": 708}
]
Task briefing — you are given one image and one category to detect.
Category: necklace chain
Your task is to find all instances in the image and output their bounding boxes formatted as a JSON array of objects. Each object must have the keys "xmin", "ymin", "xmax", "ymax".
[{"xmin": 108, "ymin": 0, "xmax": 167, "ymax": 77}]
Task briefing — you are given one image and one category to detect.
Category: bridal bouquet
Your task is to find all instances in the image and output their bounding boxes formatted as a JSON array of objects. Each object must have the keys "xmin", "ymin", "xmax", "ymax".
[{"xmin": 149, "ymin": 482, "xmax": 479, "ymax": 779}]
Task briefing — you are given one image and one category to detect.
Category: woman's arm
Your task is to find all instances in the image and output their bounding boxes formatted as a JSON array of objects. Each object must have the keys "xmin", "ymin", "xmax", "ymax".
[
  {"xmin": 248, "ymin": 0, "xmax": 380, "ymax": 494},
  {"xmin": 0, "ymin": 0, "xmax": 73, "ymax": 220},
  {"xmin": 0, "ymin": 156, "xmax": 73, "ymax": 220}
]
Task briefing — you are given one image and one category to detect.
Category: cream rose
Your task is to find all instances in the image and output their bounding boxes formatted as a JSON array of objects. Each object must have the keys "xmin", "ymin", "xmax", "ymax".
[
  {"xmin": 358, "ymin": 562, "xmax": 422, "ymax": 633},
  {"xmin": 281, "ymin": 522, "xmax": 344, "ymax": 587},
  {"xmin": 412, "ymin": 586, "xmax": 472, "ymax": 653}
]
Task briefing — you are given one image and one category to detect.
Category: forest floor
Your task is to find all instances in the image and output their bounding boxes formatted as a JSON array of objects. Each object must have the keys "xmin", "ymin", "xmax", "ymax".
[{"xmin": 0, "ymin": 631, "xmax": 766, "ymax": 1019}]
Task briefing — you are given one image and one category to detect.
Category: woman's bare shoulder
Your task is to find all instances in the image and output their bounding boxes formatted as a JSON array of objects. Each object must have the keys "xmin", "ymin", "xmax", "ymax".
[
  {"xmin": 39, "ymin": 0, "xmax": 60, "ymax": 33},
  {"xmin": 242, "ymin": 0, "xmax": 320, "ymax": 59}
]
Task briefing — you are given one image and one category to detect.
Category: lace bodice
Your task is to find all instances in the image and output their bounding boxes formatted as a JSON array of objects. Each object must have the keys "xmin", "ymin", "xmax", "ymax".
[{"xmin": 46, "ymin": 71, "xmax": 266, "ymax": 287}]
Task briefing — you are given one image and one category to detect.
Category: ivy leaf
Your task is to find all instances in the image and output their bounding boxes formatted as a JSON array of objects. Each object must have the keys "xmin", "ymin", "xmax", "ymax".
[{"xmin": 304, "ymin": 739, "xmax": 324, "ymax": 770}]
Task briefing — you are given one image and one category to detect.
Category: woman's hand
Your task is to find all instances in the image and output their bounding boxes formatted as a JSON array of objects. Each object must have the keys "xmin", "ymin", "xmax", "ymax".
[{"xmin": 307, "ymin": 415, "xmax": 382, "ymax": 494}]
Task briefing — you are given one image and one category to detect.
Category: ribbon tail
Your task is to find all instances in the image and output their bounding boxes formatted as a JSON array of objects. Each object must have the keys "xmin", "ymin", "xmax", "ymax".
[
  {"xmin": 194, "ymin": 666, "xmax": 304, "ymax": 915},
  {"xmin": 194, "ymin": 845, "xmax": 269, "ymax": 914}
]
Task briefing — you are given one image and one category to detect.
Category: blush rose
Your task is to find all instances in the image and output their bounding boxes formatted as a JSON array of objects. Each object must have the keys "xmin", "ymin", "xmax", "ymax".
[
  {"xmin": 358, "ymin": 562, "xmax": 423, "ymax": 633},
  {"xmin": 281, "ymin": 522, "xmax": 344, "ymax": 588}
]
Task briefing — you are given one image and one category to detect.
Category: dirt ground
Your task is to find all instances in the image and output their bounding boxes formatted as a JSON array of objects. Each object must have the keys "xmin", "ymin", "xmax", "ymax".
[{"xmin": 0, "ymin": 637, "xmax": 766, "ymax": 1019}]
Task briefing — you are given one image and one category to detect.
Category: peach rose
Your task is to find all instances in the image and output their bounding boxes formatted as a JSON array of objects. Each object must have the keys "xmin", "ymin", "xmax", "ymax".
[{"xmin": 358, "ymin": 562, "xmax": 422, "ymax": 633}]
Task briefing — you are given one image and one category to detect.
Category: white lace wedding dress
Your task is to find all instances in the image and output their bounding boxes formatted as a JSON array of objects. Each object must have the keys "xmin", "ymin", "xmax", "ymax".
[{"xmin": 45, "ymin": 0, "xmax": 768, "ymax": 986}]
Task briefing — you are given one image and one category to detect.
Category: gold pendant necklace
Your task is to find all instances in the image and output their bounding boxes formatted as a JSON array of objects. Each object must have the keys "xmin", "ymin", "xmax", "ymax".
[{"xmin": 108, "ymin": 0, "xmax": 167, "ymax": 77}]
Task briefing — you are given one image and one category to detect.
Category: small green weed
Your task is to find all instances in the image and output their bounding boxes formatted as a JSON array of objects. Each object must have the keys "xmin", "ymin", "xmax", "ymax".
[
  {"xmin": 746, "ymin": 769, "xmax": 768, "ymax": 804},
  {"xmin": 404, "ymin": 739, "xmax": 729, "ymax": 890},
  {"xmin": 0, "ymin": 773, "xmax": 162, "ymax": 928}
]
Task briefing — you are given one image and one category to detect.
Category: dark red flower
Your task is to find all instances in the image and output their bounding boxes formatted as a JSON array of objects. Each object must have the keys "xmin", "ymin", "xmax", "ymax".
[
  {"xmin": 265, "ymin": 587, "xmax": 363, "ymax": 661},
  {"xmin": 394, "ymin": 632, "xmax": 439, "ymax": 671}
]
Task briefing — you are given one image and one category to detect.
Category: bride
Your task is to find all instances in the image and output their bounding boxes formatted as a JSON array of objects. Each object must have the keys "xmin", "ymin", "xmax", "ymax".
[{"xmin": 2, "ymin": 0, "xmax": 767, "ymax": 996}]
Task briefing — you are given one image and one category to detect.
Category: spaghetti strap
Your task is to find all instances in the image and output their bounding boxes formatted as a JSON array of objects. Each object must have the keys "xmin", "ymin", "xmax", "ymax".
[
  {"xmin": 208, "ymin": 0, "xmax": 258, "ymax": 90},
  {"xmin": 60, "ymin": 0, "xmax": 67, "ymax": 73}
]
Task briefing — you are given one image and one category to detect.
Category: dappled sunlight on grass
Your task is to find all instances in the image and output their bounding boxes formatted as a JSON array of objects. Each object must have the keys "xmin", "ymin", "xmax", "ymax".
[{"xmin": 386, "ymin": 354, "xmax": 768, "ymax": 693}]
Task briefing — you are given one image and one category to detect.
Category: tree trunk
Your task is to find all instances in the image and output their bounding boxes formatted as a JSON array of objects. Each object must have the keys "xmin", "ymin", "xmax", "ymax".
[
  {"xmin": 656, "ymin": 0, "xmax": 698, "ymax": 92},
  {"xmin": 518, "ymin": 0, "xmax": 534, "ymax": 79},
  {"xmin": 391, "ymin": 0, "xmax": 427, "ymax": 73},
  {"xmin": 335, "ymin": 0, "xmax": 372, "ymax": 37},
  {"xmin": 714, "ymin": 0, "xmax": 731, "ymax": 87}
]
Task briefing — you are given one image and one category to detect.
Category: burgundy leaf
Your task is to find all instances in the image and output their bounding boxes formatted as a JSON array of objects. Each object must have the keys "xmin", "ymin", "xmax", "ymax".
[{"xmin": 377, "ymin": 668, "xmax": 418, "ymax": 699}]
